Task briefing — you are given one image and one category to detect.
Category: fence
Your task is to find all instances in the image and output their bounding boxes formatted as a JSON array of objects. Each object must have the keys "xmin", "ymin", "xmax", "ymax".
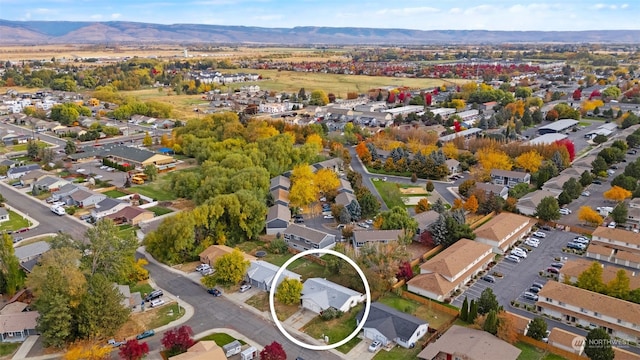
[
  {"xmin": 400, "ymin": 291, "xmax": 461, "ymax": 317},
  {"xmin": 516, "ymin": 334, "xmax": 586, "ymax": 360}
]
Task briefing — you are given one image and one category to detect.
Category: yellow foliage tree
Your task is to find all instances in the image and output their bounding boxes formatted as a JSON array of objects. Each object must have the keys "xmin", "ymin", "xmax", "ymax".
[
  {"xmin": 452, "ymin": 198, "xmax": 463, "ymax": 210},
  {"xmin": 87, "ymin": 98, "xmax": 100, "ymax": 107},
  {"xmin": 128, "ymin": 258, "xmax": 150, "ymax": 283},
  {"xmin": 451, "ymin": 99, "xmax": 466, "ymax": 111},
  {"xmin": 305, "ymin": 133, "xmax": 324, "ymax": 149},
  {"xmin": 442, "ymin": 142, "xmax": 459, "ymax": 160},
  {"xmin": 578, "ymin": 206, "xmax": 604, "ymax": 226},
  {"xmin": 160, "ymin": 134, "xmax": 174, "ymax": 148},
  {"xmin": 315, "ymin": 168, "xmax": 340, "ymax": 194},
  {"xmin": 515, "ymin": 150, "xmax": 543, "ymax": 173},
  {"xmin": 477, "ymin": 148, "xmax": 512, "ymax": 175},
  {"xmin": 581, "ymin": 99, "xmax": 605, "ymax": 112},
  {"xmin": 64, "ymin": 343, "xmax": 112, "ymax": 360},
  {"xmin": 463, "ymin": 195, "xmax": 479, "ymax": 213},
  {"xmin": 142, "ymin": 132, "xmax": 152, "ymax": 147},
  {"xmin": 603, "ymin": 186, "xmax": 632, "ymax": 202}
]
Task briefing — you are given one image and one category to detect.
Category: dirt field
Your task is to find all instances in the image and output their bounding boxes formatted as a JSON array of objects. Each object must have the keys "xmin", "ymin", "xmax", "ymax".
[{"xmin": 398, "ymin": 187, "xmax": 429, "ymax": 195}]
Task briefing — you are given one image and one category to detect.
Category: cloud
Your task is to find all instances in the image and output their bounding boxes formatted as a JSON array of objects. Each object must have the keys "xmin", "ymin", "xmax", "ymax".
[
  {"xmin": 449, "ymin": 7, "xmax": 462, "ymax": 14},
  {"xmin": 463, "ymin": 5, "xmax": 495, "ymax": 15},
  {"xmin": 34, "ymin": 8, "xmax": 57, "ymax": 14},
  {"xmin": 591, "ymin": 3, "xmax": 627, "ymax": 10},
  {"xmin": 375, "ymin": 7, "xmax": 440, "ymax": 16},
  {"xmin": 111, "ymin": 13, "xmax": 121, "ymax": 19},
  {"xmin": 90, "ymin": 14, "xmax": 103, "ymax": 19},
  {"xmin": 251, "ymin": 14, "xmax": 283, "ymax": 21}
]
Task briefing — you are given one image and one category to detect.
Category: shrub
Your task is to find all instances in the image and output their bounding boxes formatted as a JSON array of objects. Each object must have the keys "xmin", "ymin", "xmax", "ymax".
[
  {"xmin": 320, "ymin": 308, "xmax": 343, "ymax": 321},
  {"xmin": 269, "ymin": 238, "xmax": 288, "ymax": 254}
]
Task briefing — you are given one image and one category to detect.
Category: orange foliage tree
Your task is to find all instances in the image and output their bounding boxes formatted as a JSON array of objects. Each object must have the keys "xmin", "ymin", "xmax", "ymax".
[
  {"xmin": 463, "ymin": 195, "xmax": 479, "ymax": 213},
  {"xmin": 604, "ymin": 186, "xmax": 632, "ymax": 202},
  {"xmin": 355, "ymin": 142, "xmax": 372, "ymax": 164}
]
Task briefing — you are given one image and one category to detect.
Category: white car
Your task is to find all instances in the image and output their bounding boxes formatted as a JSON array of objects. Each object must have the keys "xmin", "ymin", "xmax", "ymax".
[
  {"xmin": 196, "ymin": 264, "xmax": 211, "ymax": 272},
  {"xmin": 511, "ymin": 249, "xmax": 527, "ymax": 259},
  {"xmin": 533, "ymin": 231, "xmax": 546, "ymax": 238},
  {"xmin": 524, "ymin": 240, "xmax": 539, "ymax": 248},
  {"xmin": 505, "ymin": 254, "xmax": 521, "ymax": 263},
  {"xmin": 76, "ymin": 168, "xmax": 86, "ymax": 173},
  {"xmin": 559, "ymin": 208, "xmax": 571, "ymax": 215},
  {"xmin": 149, "ymin": 298, "xmax": 165, "ymax": 308},
  {"xmin": 368, "ymin": 340, "xmax": 382, "ymax": 352},
  {"xmin": 323, "ymin": 214, "xmax": 334, "ymax": 219}
]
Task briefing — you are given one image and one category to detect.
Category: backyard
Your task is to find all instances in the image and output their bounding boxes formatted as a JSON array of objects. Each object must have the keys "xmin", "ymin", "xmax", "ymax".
[
  {"xmin": 148, "ymin": 206, "xmax": 173, "ymax": 216},
  {"xmin": 377, "ymin": 292, "xmax": 456, "ymax": 330},
  {"xmin": 0, "ymin": 209, "xmax": 30, "ymax": 232},
  {"xmin": 372, "ymin": 180, "xmax": 432, "ymax": 209},
  {"xmin": 103, "ymin": 189, "xmax": 128, "ymax": 198},
  {"xmin": 515, "ymin": 342, "xmax": 568, "ymax": 360},
  {"xmin": 373, "ymin": 345, "xmax": 422, "ymax": 360},
  {"xmin": 244, "ymin": 292, "xmax": 299, "ymax": 321},
  {"xmin": 302, "ymin": 304, "xmax": 364, "ymax": 354},
  {"xmin": 198, "ymin": 333, "xmax": 246, "ymax": 346}
]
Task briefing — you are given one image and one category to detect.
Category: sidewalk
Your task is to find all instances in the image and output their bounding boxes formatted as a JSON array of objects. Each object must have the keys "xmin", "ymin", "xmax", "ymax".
[{"xmin": 3, "ymin": 203, "xmax": 39, "ymax": 230}]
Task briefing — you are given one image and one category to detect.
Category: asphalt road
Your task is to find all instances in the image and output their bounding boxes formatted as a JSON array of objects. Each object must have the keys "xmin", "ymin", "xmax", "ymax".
[
  {"xmin": 1, "ymin": 181, "xmax": 90, "ymax": 241},
  {"xmin": 141, "ymin": 257, "xmax": 342, "ymax": 360}
]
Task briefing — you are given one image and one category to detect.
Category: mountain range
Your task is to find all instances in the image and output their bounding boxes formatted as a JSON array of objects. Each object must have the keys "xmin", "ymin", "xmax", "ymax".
[{"xmin": 1, "ymin": 19, "xmax": 640, "ymax": 45}]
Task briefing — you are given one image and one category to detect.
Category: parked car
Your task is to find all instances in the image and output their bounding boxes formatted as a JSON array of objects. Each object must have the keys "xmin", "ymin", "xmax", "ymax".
[
  {"xmin": 239, "ymin": 284, "xmax": 252, "ymax": 293},
  {"xmin": 531, "ymin": 282, "xmax": 545, "ymax": 290},
  {"xmin": 323, "ymin": 214, "xmax": 334, "ymax": 219},
  {"xmin": 201, "ymin": 268, "xmax": 214, "ymax": 276},
  {"xmin": 550, "ymin": 262, "xmax": 564, "ymax": 269},
  {"xmin": 608, "ymin": 221, "xmax": 617, "ymax": 229},
  {"xmin": 358, "ymin": 223, "xmax": 370, "ymax": 229},
  {"xmin": 144, "ymin": 290, "xmax": 163, "ymax": 302},
  {"xmin": 573, "ymin": 237, "xmax": 589, "ymax": 244},
  {"xmin": 294, "ymin": 218, "xmax": 304, "ymax": 224},
  {"xmin": 528, "ymin": 287, "xmax": 541, "ymax": 294},
  {"xmin": 581, "ymin": 191, "xmax": 591, "ymax": 197},
  {"xmin": 136, "ymin": 330, "xmax": 155, "ymax": 340},
  {"xmin": 524, "ymin": 239, "xmax": 539, "ymax": 248},
  {"xmin": 195, "ymin": 264, "xmax": 211, "ymax": 272},
  {"xmin": 546, "ymin": 267, "xmax": 560, "ymax": 275},
  {"xmin": 559, "ymin": 208, "xmax": 571, "ymax": 215},
  {"xmin": 150, "ymin": 298, "xmax": 165, "ymax": 308},
  {"xmin": 207, "ymin": 288, "xmax": 222, "ymax": 297},
  {"xmin": 505, "ymin": 255, "xmax": 521, "ymax": 263},
  {"xmin": 108, "ymin": 339, "xmax": 125, "ymax": 347},
  {"xmin": 365, "ymin": 219, "xmax": 374, "ymax": 225},
  {"xmin": 523, "ymin": 292, "xmax": 539, "ymax": 301},
  {"xmin": 368, "ymin": 340, "xmax": 382, "ymax": 352},
  {"xmin": 592, "ymin": 180, "xmax": 603, "ymax": 185},
  {"xmin": 541, "ymin": 225, "xmax": 553, "ymax": 231},
  {"xmin": 481, "ymin": 275, "xmax": 496, "ymax": 283},
  {"xmin": 567, "ymin": 242, "xmax": 586, "ymax": 251},
  {"xmin": 533, "ymin": 231, "xmax": 546, "ymax": 238}
]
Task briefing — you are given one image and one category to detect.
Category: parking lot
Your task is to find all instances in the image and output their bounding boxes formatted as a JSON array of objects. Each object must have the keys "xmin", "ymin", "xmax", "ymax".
[
  {"xmin": 451, "ymin": 228, "xmax": 582, "ymax": 310},
  {"xmin": 71, "ymin": 159, "xmax": 128, "ymax": 187}
]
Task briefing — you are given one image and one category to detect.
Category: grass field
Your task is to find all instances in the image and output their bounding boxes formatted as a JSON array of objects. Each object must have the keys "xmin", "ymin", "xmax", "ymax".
[
  {"xmin": 103, "ymin": 189, "xmax": 128, "ymax": 198},
  {"xmin": 372, "ymin": 180, "xmax": 407, "ymax": 209},
  {"xmin": 147, "ymin": 303, "xmax": 184, "ymax": 329},
  {"xmin": 515, "ymin": 342, "xmax": 568, "ymax": 360},
  {"xmin": 198, "ymin": 333, "xmax": 246, "ymax": 346},
  {"xmin": 130, "ymin": 281, "xmax": 154, "ymax": 298},
  {"xmin": 302, "ymin": 304, "xmax": 363, "ymax": 354},
  {"xmin": 0, "ymin": 343, "xmax": 19, "ymax": 357},
  {"xmin": 373, "ymin": 345, "xmax": 422, "ymax": 360},
  {"xmin": 378, "ymin": 293, "xmax": 456, "ymax": 330},
  {"xmin": 0, "ymin": 209, "xmax": 30, "ymax": 231},
  {"xmin": 148, "ymin": 206, "xmax": 173, "ymax": 216},
  {"xmin": 244, "ymin": 292, "xmax": 299, "ymax": 321}
]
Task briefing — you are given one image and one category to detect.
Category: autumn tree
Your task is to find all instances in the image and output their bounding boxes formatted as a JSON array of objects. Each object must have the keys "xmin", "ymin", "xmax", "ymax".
[
  {"xmin": 396, "ymin": 261, "xmax": 413, "ymax": 282},
  {"xmin": 452, "ymin": 198, "xmax": 463, "ymax": 210},
  {"xmin": 577, "ymin": 261, "xmax": 606, "ymax": 293},
  {"xmin": 355, "ymin": 142, "xmax": 372, "ymax": 164},
  {"xmin": 515, "ymin": 150, "xmax": 543, "ymax": 173},
  {"xmin": 275, "ymin": 278, "xmax": 303, "ymax": 306},
  {"xmin": 414, "ymin": 198, "xmax": 430, "ymax": 214},
  {"xmin": 315, "ymin": 168, "xmax": 339, "ymax": 194},
  {"xmin": 463, "ymin": 195, "xmax": 479, "ymax": 213},
  {"xmin": 604, "ymin": 185, "xmax": 632, "ymax": 202},
  {"xmin": 161, "ymin": 325, "xmax": 195, "ymax": 357},
  {"xmin": 63, "ymin": 343, "xmax": 112, "ymax": 360},
  {"xmin": 119, "ymin": 340, "xmax": 149, "ymax": 360},
  {"xmin": 213, "ymin": 249, "xmax": 250, "ymax": 285},
  {"xmin": 0, "ymin": 234, "xmax": 23, "ymax": 296},
  {"xmin": 260, "ymin": 341, "xmax": 287, "ymax": 360},
  {"xmin": 142, "ymin": 132, "xmax": 152, "ymax": 147},
  {"xmin": 607, "ymin": 269, "xmax": 631, "ymax": 299},
  {"xmin": 477, "ymin": 148, "xmax": 512, "ymax": 175},
  {"xmin": 289, "ymin": 163, "xmax": 318, "ymax": 208},
  {"xmin": 578, "ymin": 206, "xmax": 603, "ymax": 227},
  {"xmin": 309, "ymin": 90, "xmax": 329, "ymax": 106},
  {"xmin": 497, "ymin": 311, "xmax": 518, "ymax": 344}
]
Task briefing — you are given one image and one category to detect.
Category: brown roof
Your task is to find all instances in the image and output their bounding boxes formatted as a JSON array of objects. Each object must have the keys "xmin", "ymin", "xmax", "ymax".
[
  {"xmin": 615, "ymin": 250, "xmax": 640, "ymax": 263},
  {"xmin": 586, "ymin": 242, "xmax": 614, "ymax": 257},
  {"xmin": 0, "ymin": 301, "xmax": 29, "ymax": 315},
  {"xmin": 353, "ymin": 230, "xmax": 404, "ymax": 243},
  {"xmin": 107, "ymin": 206, "xmax": 153, "ymax": 221},
  {"xmin": 169, "ymin": 341, "xmax": 226, "ymax": 360},
  {"xmin": 417, "ymin": 325, "xmax": 521, "ymax": 360},
  {"xmin": 560, "ymin": 259, "xmax": 640, "ymax": 289},
  {"xmin": 414, "ymin": 210, "xmax": 440, "ymax": 228},
  {"xmin": 593, "ymin": 226, "xmax": 640, "ymax": 246},
  {"xmin": 517, "ymin": 189, "xmax": 557, "ymax": 209},
  {"xmin": 491, "ymin": 169, "xmax": 529, "ymax": 179},
  {"xmin": 474, "ymin": 212, "xmax": 534, "ymax": 244},
  {"xmin": 503, "ymin": 311, "xmax": 531, "ymax": 335},
  {"xmin": 199, "ymin": 245, "xmax": 256, "ymax": 264},
  {"xmin": 270, "ymin": 188, "xmax": 290, "ymax": 203},
  {"xmin": 420, "ymin": 239, "xmax": 493, "ymax": 279},
  {"xmin": 548, "ymin": 328, "xmax": 584, "ymax": 350},
  {"xmin": 538, "ymin": 281, "xmax": 640, "ymax": 328},
  {"xmin": 0, "ymin": 311, "xmax": 38, "ymax": 333}
]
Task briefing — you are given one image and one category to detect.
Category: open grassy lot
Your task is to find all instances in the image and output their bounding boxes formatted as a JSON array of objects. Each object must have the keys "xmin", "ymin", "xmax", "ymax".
[
  {"xmin": 515, "ymin": 342, "xmax": 567, "ymax": 360},
  {"xmin": 131, "ymin": 172, "xmax": 176, "ymax": 201},
  {"xmin": 302, "ymin": 304, "xmax": 363, "ymax": 354},
  {"xmin": 372, "ymin": 180, "xmax": 406, "ymax": 209},
  {"xmin": 0, "ymin": 209, "xmax": 30, "ymax": 231},
  {"xmin": 147, "ymin": 303, "xmax": 183, "ymax": 329},
  {"xmin": 130, "ymin": 281, "xmax": 154, "ymax": 298},
  {"xmin": 378, "ymin": 293, "xmax": 456, "ymax": 330},
  {"xmin": 244, "ymin": 292, "xmax": 299, "ymax": 321},
  {"xmin": 148, "ymin": 206, "xmax": 173, "ymax": 216},
  {"xmin": 198, "ymin": 332, "xmax": 246, "ymax": 346},
  {"xmin": 373, "ymin": 345, "xmax": 422, "ymax": 360},
  {"xmin": 10, "ymin": 140, "xmax": 51, "ymax": 152},
  {"xmin": 103, "ymin": 189, "xmax": 128, "ymax": 198}
]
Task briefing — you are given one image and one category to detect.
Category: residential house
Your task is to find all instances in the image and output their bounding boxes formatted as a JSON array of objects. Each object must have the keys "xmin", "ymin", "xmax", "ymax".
[
  {"xmin": 547, "ymin": 328, "xmax": 585, "ymax": 356},
  {"xmin": 265, "ymin": 204, "xmax": 291, "ymax": 235},
  {"xmin": 269, "ymin": 175, "xmax": 290, "ymax": 192},
  {"xmin": 352, "ymin": 230, "xmax": 404, "ymax": 250},
  {"xmin": 356, "ymin": 302, "xmax": 429, "ymax": 349},
  {"xmin": 313, "ymin": 158, "xmax": 343, "ymax": 173},
  {"xmin": 517, "ymin": 189, "xmax": 558, "ymax": 216},
  {"xmin": 0, "ymin": 158, "xmax": 15, "ymax": 168},
  {"xmin": 7, "ymin": 164, "xmax": 40, "ymax": 179},
  {"xmin": 573, "ymin": 155, "xmax": 597, "ymax": 171},
  {"xmin": 475, "ymin": 182, "xmax": 509, "ymax": 200},
  {"xmin": 115, "ymin": 284, "xmax": 143, "ymax": 313},
  {"xmin": 559, "ymin": 259, "xmax": 640, "ymax": 289},
  {"xmin": 91, "ymin": 198, "xmax": 128, "ymax": 220},
  {"xmin": 474, "ymin": 212, "xmax": 535, "ymax": 254},
  {"xmin": 542, "ymin": 174, "xmax": 575, "ymax": 195},
  {"xmin": 335, "ymin": 192, "xmax": 360, "ymax": 219},
  {"xmin": 586, "ymin": 242, "xmax": 640, "ymax": 270},
  {"xmin": 301, "ymin": 278, "xmax": 365, "ymax": 314},
  {"xmin": 417, "ymin": 325, "xmax": 521, "ymax": 360},
  {"xmin": 106, "ymin": 206, "xmax": 155, "ymax": 226},
  {"xmin": 444, "ymin": 159, "xmax": 460, "ymax": 175},
  {"xmin": 18, "ymin": 169, "xmax": 50, "ymax": 187},
  {"xmin": 32, "ymin": 176, "xmax": 70, "ymax": 193},
  {"xmin": 199, "ymin": 245, "xmax": 256, "ymax": 267},
  {"xmin": 282, "ymin": 224, "xmax": 336, "ymax": 255},
  {"xmin": 591, "ymin": 226, "xmax": 640, "ymax": 255},
  {"xmin": 168, "ymin": 341, "xmax": 226, "ymax": 360},
  {"xmin": 414, "ymin": 210, "xmax": 440, "ymax": 236},
  {"xmin": 490, "ymin": 169, "xmax": 531, "ymax": 188},
  {"xmin": 270, "ymin": 188, "xmax": 290, "ymax": 207},
  {"xmin": 68, "ymin": 189, "xmax": 106, "ymax": 208},
  {"xmin": 0, "ymin": 304, "xmax": 39, "ymax": 343},
  {"xmin": 337, "ymin": 178, "xmax": 354, "ymax": 194},
  {"xmin": 628, "ymin": 198, "xmax": 640, "ymax": 226},
  {"xmin": 537, "ymin": 281, "xmax": 640, "ymax": 342},
  {"xmin": 245, "ymin": 260, "xmax": 301, "ymax": 292},
  {"xmin": 0, "ymin": 208, "xmax": 8, "ymax": 223},
  {"xmin": 15, "ymin": 241, "xmax": 50, "ymax": 273},
  {"xmin": 52, "ymin": 183, "xmax": 83, "ymax": 201},
  {"xmin": 407, "ymin": 239, "xmax": 494, "ymax": 301}
]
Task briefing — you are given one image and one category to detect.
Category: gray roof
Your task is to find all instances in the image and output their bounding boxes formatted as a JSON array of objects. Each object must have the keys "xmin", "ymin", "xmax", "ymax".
[
  {"xmin": 7, "ymin": 164, "xmax": 40, "ymax": 175},
  {"xmin": 335, "ymin": 192, "xmax": 357, "ymax": 206},
  {"xmin": 270, "ymin": 175, "xmax": 290, "ymax": 190},
  {"xmin": 476, "ymin": 182, "xmax": 507, "ymax": 194},
  {"xmin": 14, "ymin": 241, "xmax": 51, "ymax": 262},
  {"xmin": 266, "ymin": 204, "xmax": 291, "ymax": 222},
  {"xmin": 539, "ymin": 119, "xmax": 579, "ymax": 132},
  {"xmin": 70, "ymin": 143, "xmax": 162, "ymax": 163},
  {"xmin": 338, "ymin": 178, "xmax": 353, "ymax": 192},
  {"xmin": 284, "ymin": 224, "xmax": 331, "ymax": 245},
  {"xmin": 55, "ymin": 183, "xmax": 81, "ymax": 194},
  {"xmin": 302, "ymin": 278, "xmax": 363, "ymax": 311},
  {"xmin": 34, "ymin": 175, "xmax": 68, "ymax": 187},
  {"xmin": 353, "ymin": 230, "xmax": 404, "ymax": 243},
  {"xmin": 95, "ymin": 198, "xmax": 125, "ymax": 212},
  {"xmin": 357, "ymin": 302, "xmax": 428, "ymax": 342},
  {"xmin": 438, "ymin": 127, "xmax": 482, "ymax": 142},
  {"xmin": 246, "ymin": 260, "xmax": 301, "ymax": 288},
  {"xmin": 491, "ymin": 169, "xmax": 529, "ymax": 179},
  {"xmin": 0, "ymin": 158, "xmax": 15, "ymax": 166},
  {"xmin": 414, "ymin": 210, "xmax": 439, "ymax": 228},
  {"xmin": 313, "ymin": 158, "xmax": 343, "ymax": 170},
  {"xmin": 70, "ymin": 189, "xmax": 95, "ymax": 201},
  {"xmin": 0, "ymin": 207, "xmax": 7, "ymax": 217}
]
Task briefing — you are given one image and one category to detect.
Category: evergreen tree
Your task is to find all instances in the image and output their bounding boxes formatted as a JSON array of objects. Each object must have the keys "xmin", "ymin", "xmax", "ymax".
[
  {"xmin": 483, "ymin": 309, "xmax": 498, "ymax": 335},
  {"xmin": 76, "ymin": 273, "xmax": 129, "ymax": 339},
  {"xmin": 585, "ymin": 328, "xmax": 615, "ymax": 360},
  {"xmin": 468, "ymin": 299, "xmax": 478, "ymax": 323},
  {"xmin": 460, "ymin": 297, "xmax": 469, "ymax": 322},
  {"xmin": 477, "ymin": 288, "xmax": 500, "ymax": 315},
  {"xmin": 527, "ymin": 317, "xmax": 548, "ymax": 341}
]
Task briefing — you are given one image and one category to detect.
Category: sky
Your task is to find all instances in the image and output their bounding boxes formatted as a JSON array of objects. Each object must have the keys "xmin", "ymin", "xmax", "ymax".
[{"xmin": 0, "ymin": 0, "xmax": 638, "ymax": 31}]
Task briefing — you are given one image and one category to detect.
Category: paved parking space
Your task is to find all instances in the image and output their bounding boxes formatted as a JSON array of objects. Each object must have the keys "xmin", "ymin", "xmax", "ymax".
[{"xmin": 452, "ymin": 228, "xmax": 582, "ymax": 309}]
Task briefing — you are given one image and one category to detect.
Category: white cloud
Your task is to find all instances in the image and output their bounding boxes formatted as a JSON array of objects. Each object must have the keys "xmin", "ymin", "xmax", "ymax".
[
  {"xmin": 111, "ymin": 13, "xmax": 121, "ymax": 19},
  {"xmin": 449, "ymin": 7, "xmax": 462, "ymax": 14},
  {"xmin": 375, "ymin": 7, "xmax": 440, "ymax": 16},
  {"xmin": 591, "ymin": 3, "xmax": 626, "ymax": 10},
  {"xmin": 621, "ymin": 3, "xmax": 629, "ymax": 8},
  {"xmin": 463, "ymin": 5, "xmax": 495, "ymax": 15},
  {"xmin": 34, "ymin": 8, "xmax": 57, "ymax": 14}
]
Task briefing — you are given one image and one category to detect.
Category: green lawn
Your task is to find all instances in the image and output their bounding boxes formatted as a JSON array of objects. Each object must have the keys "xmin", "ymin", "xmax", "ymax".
[
  {"xmin": 372, "ymin": 181, "xmax": 406, "ymax": 209},
  {"xmin": 148, "ymin": 206, "xmax": 173, "ymax": 216},
  {"xmin": 244, "ymin": 292, "xmax": 299, "ymax": 321},
  {"xmin": 10, "ymin": 140, "xmax": 50, "ymax": 152},
  {"xmin": 515, "ymin": 341, "xmax": 568, "ymax": 360},
  {"xmin": 373, "ymin": 345, "xmax": 421, "ymax": 360},
  {"xmin": 378, "ymin": 293, "xmax": 456, "ymax": 330},
  {"xmin": 0, "ymin": 209, "xmax": 31, "ymax": 231},
  {"xmin": 118, "ymin": 224, "xmax": 137, "ymax": 238},
  {"xmin": 131, "ymin": 184, "xmax": 176, "ymax": 201},
  {"xmin": 147, "ymin": 303, "xmax": 184, "ymax": 329},
  {"xmin": 104, "ymin": 189, "xmax": 128, "ymax": 198},
  {"xmin": 0, "ymin": 343, "xmax": 19, "ymax": 357},
  {"xmin": 198, "ymin": 333, "xmax": 246, "ymax": 346},
  {"xmin": 302, "ymin": 304, "xmax": 363, "ymax": 354},
  {"xmin": 130, "ymin": 282, "xmax": 154, "ymax": 298}
]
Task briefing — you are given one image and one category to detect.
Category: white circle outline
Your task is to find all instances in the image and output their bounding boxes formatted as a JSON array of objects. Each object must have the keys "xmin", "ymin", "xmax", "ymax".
[{"xmin": 268, "ymin": 248, "xmax": 371, "ymax": 351}]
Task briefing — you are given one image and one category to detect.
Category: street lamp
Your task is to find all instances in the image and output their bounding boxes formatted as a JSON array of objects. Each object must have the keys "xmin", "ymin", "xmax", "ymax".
[{"xmin": 176, "ymin": 296, "xmax": 182, "ymax": 315}]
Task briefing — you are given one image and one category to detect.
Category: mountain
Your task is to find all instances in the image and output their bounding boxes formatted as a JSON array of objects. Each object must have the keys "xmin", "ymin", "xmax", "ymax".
[{"xmin": 1, "ymin": 19, "xmax": 639, "ymax": 45}]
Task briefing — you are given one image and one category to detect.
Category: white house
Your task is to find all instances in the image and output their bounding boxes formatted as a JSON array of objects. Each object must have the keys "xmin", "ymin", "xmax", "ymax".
[
  {"xmin": 357, "ymin": 302, "xmax": 429, "ymax": 349},
  {"xmin": 300, "ymin": 278, "xmax": 364, "ymax": 314}
]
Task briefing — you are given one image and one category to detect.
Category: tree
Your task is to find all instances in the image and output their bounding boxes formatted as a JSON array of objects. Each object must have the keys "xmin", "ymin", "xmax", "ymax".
[
  {"xmin": 84, "ymin": 219, "xmax": 138, "ymax": 282},
  {"xmin": 483, "ymin": 309, "xmax": 498, "ymax": 335},
  {"xmin": 535, "ymin": 196, "xmax": 561, "ymax": 221},
  {"xmin": 376, "ymin": 206, "xmax": 418, "ymax": 238},
  {"xmin": 593, "ymin": 134, "xmax": 608, "ymax": 144},
  {"xmin": 460, "ymin": 297, "xmax": 469, "ymax": 322},
  {"xmin": 562, "ymin": 178, "xmax": 583, "ymax": 200},
  {"xmin": 577, "ymin": 206, "xmax": 603, "ymax": 227},
  {"xmin": 161, "ymin": 325, "xmax": 194, "ymax": 357},
  {"xmin": 497, "ymin": 311, "xmax": 518, "ymax": 344},
  {"xmin": 33, "ymin": 269, "xmax": 75, "ymax": 347},
  {"xmin": 143, "ymin": 164, "xmax": 158, "ymax": 182},
  {"xmin": 584, "ymin": 327, "xmax": 615, "ymax": 360},
  {"xmin": 527, "ymin": 317, "xmax": 548, "ymax": 341},
  {"xmin": 414, "ymin": 198, "xmax": 430, "ymax": 214},
  {"xmin": 515, "ymin": 150, "xmax": 543, "ymax": 173},
  {"xmin": 477, "ymin": 288, "xmax": 500, "ymax": 315},
  {"xmin": 432, "ymin": 198, "xmax": 446, "ymax": 213},
  {"xmin": 396, "ymin": 261, "xmax": 413, "ymax": 282},
  {"xmin": 0, "ymin": 234, "xmax": 23, "ymax": 296},
  {"xmin": 468, "ymin": 299, "xmax": 478, "ymax": 323},
  {"xmin": 214, "ymin": 249, "xmax": 250, "ymax": 285},
  {"xmin": 477, "ymin": 148, "xmax": 512, "ymax": 175},
  {"xmin": 458, "ymin": 179, "xmax": 476, "ymax": 197},
  {"xmin": 64, "ymin": 344, "xmax": 112, "ymax": 360},
  {"xmin": 425, "ymin": 181, "xmax": 434, "ymax": 192},
  {"xmin": 580, "ymin": 170, "xmax": 594, "ymax": 187},
  {"xmin": 275, "ymin": 277, "xmax": 303, "ymax": 305},
  {"xmin": 463, "ymin": 195, "xmax": 479, "ymax": 213},
  {"xmin": 604, "ymin": 186, "xmax": 632, "ymax": 202},
  {"xmin": 64, "ymin": 139, "xmax": 76, "ymax": 155},
  {"xmin": 142, "ymin": 132, "xmax": 153, "ymax": 147},
  {"xmin": 577, "ymin": 261, "xmax": 606, "ymax": 293},
  {"xmin": 355, "ymin": 142, "xmax": 372, "ymax": 164},
  {"xmin": 315, "ymin": 168, "xmax": 340, "ymax": 194},
  {"xmin": 611, "ymin": 202, "xmax": 628, "ymax": 225},
  {"xmin": 27, "ymin": 140, "xmax": 39, "ymax": 159},
  {"xmin": 591, "ymin": 156, "xmax": 608, "ymax": 176},
  {"xmin": 607, "ymin": 269, "xmax": 631, "ymax": 299},
  {"xmin": 76, "ymin": 273, "xmax": 129, "ymax": 339},
  {"xmin": 260, "ymin": 341, "xmax": 287, "ymax": 360},
  {"xmin": 119, "ymin": 340, "xmax": 149, "ymax": 360}
]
